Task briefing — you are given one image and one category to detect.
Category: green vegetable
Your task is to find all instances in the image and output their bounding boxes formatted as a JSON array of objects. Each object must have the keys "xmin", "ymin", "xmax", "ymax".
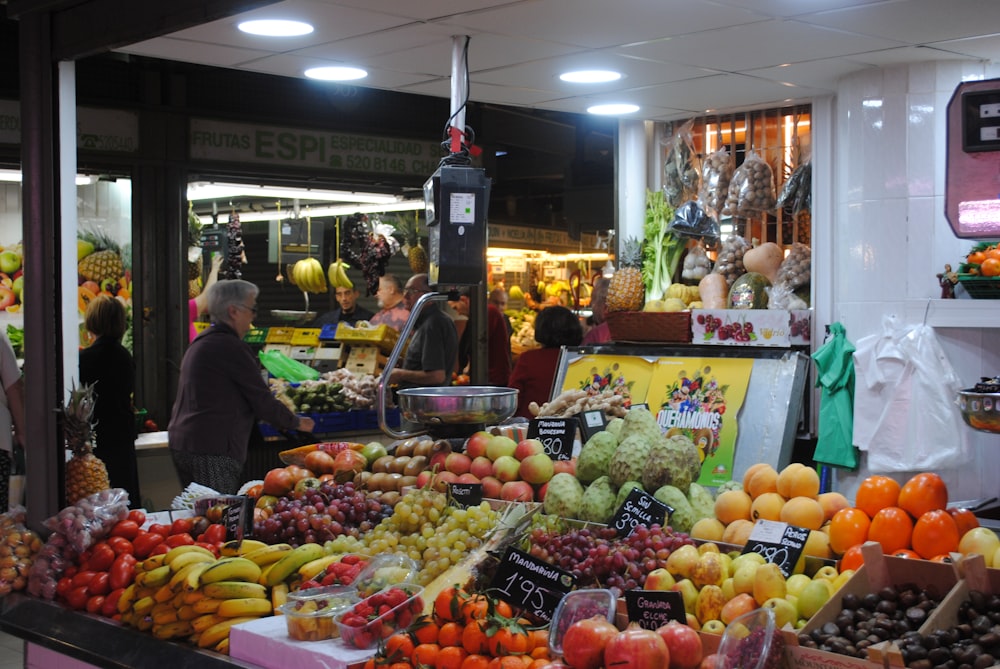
[
  {"xmin": 6, "ymin": 325, "xmax": 23, "ymax": 358},
  {"xmin": 642, "ymin": 190, "xmax": 683, "ymax": 303}
]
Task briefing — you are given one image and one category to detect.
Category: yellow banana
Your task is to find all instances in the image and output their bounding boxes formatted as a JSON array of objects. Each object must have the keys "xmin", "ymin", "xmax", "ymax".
[
  {"xmin": 191, "ymin": 613, "xmax": 226, "ymax": 634},
  {"xmin": 264, "ymin": 543, "xmax": 328, "ymax": 587},
  {"xmin": 197, "ymin": 616, "xmax": 259, "ymax": 648},
  {"xmin": 193, "ymin": 598, "xmax": 224, "ymax": 614},
  {"xmin": 140, "ymin": 554, "xmax": 168, "ymax": 571},
  {"xmin": 151, "ymin": 604, "xmax": 179, "ymax": 626},
  {"xmin": 199, "ymin": 557, "xmax": 262, "ymax": 586},
  {"xmin": 298, "ymin": 554, "xmax": 341, "ymax": 581},
  {"xmin": 177, "ymin": 604, "xmax": 200, "ymax": 621},
  {"xmin": 135, "ymin": 615, "xmax": 155, "ymax": 632},
  {"xmin": 117, "ymin": 583, "xmax": 138, "ymax": 614},
  {"xmin": 242, "ymin": 543, "xmax": 294, "ymax": 567},
  {"xmin": 220, "ymin": 539, "xmax": 268, "ymax": 557},
  {"xmin": 217, "ymin": 597, "xmax": 273, "ymax": 618},
  {"xmin": 202, "ymin": 581, "xmax": 269, "ymax": 600},
  {"xmin": 136, "ymin": 564, "xmax": 172, "ymax": 589},
  {"xmin": 167, "ymin": 550, "xmax": 216, "ymax": 572},
  {"xmin": 153, "ymin": 621, "xmax": 193, "ymax": 640},
  {"xmin": 165, "ymin": 544, "xmax": 216, "ymax": 566},
  {"xmin": 133, "ymin": 595, "xmax": 156, "ymax": 617},
  {"xmin": 271, "ymin": 583, "xmax": 289, "ymax": 614},
  {"xmin": 215, "ymin": 637, "xmax": 230, "ymax": 655},
  {"xmin": 153, "ymin": 584, "xmax": 176, "ymax": 603},
  {"xmin": 171, "ymin": 561, "xmax": 212, "ymax": 591},
  {"xmin": 181, "ymin": 590, "xmax": 206, "ymax": 606}
]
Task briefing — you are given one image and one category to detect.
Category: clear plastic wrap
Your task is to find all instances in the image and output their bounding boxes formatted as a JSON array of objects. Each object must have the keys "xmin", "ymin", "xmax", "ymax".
[
  {"xmin": 723, "ymin": 151, "xmax": 777, "ymax": 218},
  {"xmin": 662, "ymin": 119, "xmax": 701, "ymax": 207},
  {"xmin": 669, "ymin": 201, "xmax": 720, "ymax": 243},
  {"xmin": 775, "ymin": 242, "xmax": 811, "ymax": 290},
  {"xmin": 43, "ymin": 487, "xmax": 130, "ymax": 553},
  {"xmin": 0, "ymin": 505, "xmax": 44, "ymax": 596},
  {"xmin": 698, "ymin": 147, "xmax": 734, "ymax": 217},
  {"xmin": 27, "ymin": 532, "xmax": 77, "ymax": 600},
  {"xmin": 776, "ymin": 161, "xmax": 811, "ymax": 216},
  {"xmin": 711, "ymin": 235, "xmax": 750, "ymax": 288}
]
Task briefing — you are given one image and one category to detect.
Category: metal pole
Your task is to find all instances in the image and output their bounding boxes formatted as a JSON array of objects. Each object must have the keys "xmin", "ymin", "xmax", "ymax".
[{"xmin": 449, "ymin": 35, "xmax": 468, "ymax": 153}]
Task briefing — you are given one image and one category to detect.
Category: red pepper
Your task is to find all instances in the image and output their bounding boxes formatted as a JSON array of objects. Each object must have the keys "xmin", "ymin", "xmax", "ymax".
[
  {"xmin": 101, "ymin": 589, "xmax": 123, "ymax": 617},
  {"xmin": 88, "ymin": 542, "xmax": 116, "ymax": 572},
  {"xmin": 85, "ymin": 595, "xmax": 105, "ymax": 615},
  {"xmin": 131, "ymin": 531, "xmax": 164, "ymax": 559},
  {"xmin": 108, "ymin": 553, "xmax": 137, "ymax": 590},
  {"xmin": 164, "ymin": 533, "xmax": 194, "ymax": 548},
  {"xmin": 65, "ymin": 585, "xmax": 90, "ymax": 611},
  {"xmin": 127, "ymin": 509, "xmax": 146, "ymax": 525},
  {"xmin": 110, "ymin": 519, "xmax": 139, "ymax": 540},
  {"xmin": 87, "ymin": 572, "xmax": 110, "ymax": 596},
  {"xmin": 71, "ymin": 571, "xmax": 97, "ymax": 589},
  {"xmin": 55, "ymin": 576, "xmax": 74, "ymax": 598}
]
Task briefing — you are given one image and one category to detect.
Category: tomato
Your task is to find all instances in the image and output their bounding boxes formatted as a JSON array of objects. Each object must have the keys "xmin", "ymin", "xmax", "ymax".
[
  {"xmin": 131, "ymin": 531, "xmax": 165, "ymax": 559},
  {"xmin": 243, "ymin": 483, "xmax": 263, "ymax": 498},
  {"xmin": 562, "ymin": 616, "xmax": 619, "ymax": 669},
  {"xmin": 110, "ymin": 520, "xmax": 140, "ymax": 540},
  {"xmin": 88, "ymin": 542, "xmax": 117, "ymax": 572},
  {"xmin": 107, "ymin": 536, "xmax": 134, "ymax": 556},
  {"xmin": 127, "ymin": 509, "xmax": 146, "ymax": 525},
  {"xmin": 170, "ymin": 517, "xmax": 194, "ymax": 536},
  {"xmin": 263, "ymin": 467, "xmax": 295, "ymax": 496},
  {"xmin": 603, "ymin": 624, "xmax": 669, "ymax": 669},
  {"xmin": 898, "ymin": 472, "xmax": 948, "ymax": 519},
  {"xmin": 108, "ymin": 553, "xmax": 137, "ymax": 590},
  {"xmin": 286, "ymin": 464, "xmax": 314, "ymax": 482},
  {"xmin": 101, "ymin": 589, "xmax": 123, "ymax": 617},
  {"xmin": 87, "ymin": 572, "xmax": 111, "ymax": 596},
  {"xmin": 55, "ymin": 576, "xmax": 74, "ymax": 598},
  {"xmin": 85, "ymin": 594, "xmax": 105, "ymax": 615},
  {"xmin": 147, "ymin": 523, "xmax": 170, "ymax": 537},
  {"xmin": 165, "ymin": 533, "xmax": 194, "ymax": 548},
  {"xmin": 65, "ymin": 585, "xmax": 91, "ymax": 611},
  {"xmin": 71, "ymin": 570, "xmax": 98, "ymax": 588},
  {"xmin": 202, "ymin": 523, "xmax": 227, "ymax": 545}
]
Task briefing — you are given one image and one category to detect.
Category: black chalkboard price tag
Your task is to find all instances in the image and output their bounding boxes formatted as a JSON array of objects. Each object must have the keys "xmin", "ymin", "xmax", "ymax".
[
  {"xmin": 490, "ymin": 547, "xmax": 575, "ymax": 623},
  {"xmin": 740, "ymin": 519, "xmax": 809, "ymax": 577},
  {"xmin": 448, "ymin": 483, "xmax": 483, "ymax": 508},
  {"xmin": 194, "ymin": 495, "xmax": 254, "ymax": 541},
  {"xmin": 609, "ymin": 488, "xmax": 671, "ymax": 537},
  {"xmin": 578, "ymin": 410, "xmax": 607, "ymax": 443},
  {"xmin": 624, "ymin": 589, "xmax": 686, "ymax": 629},
  {"xmin": 526, "ymin": 418, "xmax": 575, "ymax": 461}
]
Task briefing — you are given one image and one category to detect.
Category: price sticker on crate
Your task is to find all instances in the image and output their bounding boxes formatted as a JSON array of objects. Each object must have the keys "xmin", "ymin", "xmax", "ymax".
[
  {"xmin": 740, "ymin": 519, "xmax": 808, "ymax": 577},
  {"xmin": 609, "ymin": 487, "xmax": 671, "ymax": 537},
  {"xmin": 490, "ymin": 547, "xmax": 575, "ymax": 623},
  {"xmin": 526, "ymin": 418, "xmax": 576, "ymax": 460}
]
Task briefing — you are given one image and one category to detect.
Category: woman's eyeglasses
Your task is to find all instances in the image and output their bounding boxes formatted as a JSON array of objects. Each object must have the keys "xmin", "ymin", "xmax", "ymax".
[{"xmin": 236, "ymin": 304, "xmax": 258, "ymax": 315}]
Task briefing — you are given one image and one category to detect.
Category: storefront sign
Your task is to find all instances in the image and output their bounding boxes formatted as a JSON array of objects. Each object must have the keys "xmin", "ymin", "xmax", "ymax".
[
  {"xmin": 488, "ymin": 224, "xmax": 599, "ymax": 251},
  {"xmin": 0, "ymin": 99, "xmax": 139, "ymax": 153},
  {"xmin": 189, "ymin": 118, "xmax": 441, "ymax": 178}
]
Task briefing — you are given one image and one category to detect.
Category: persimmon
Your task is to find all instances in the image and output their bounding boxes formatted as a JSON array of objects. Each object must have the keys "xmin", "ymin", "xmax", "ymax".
[
  {"xmin": 981, "ymin": 258, "xmax": 1000, "ymax": 277},
  {"xmin": 892, "ymin": 548, "xmax": 921, "ymax": 559},
  {"xmin": 855, "ymin": 475, "xmax": 900, "ymax": 518},
  {"xmin": 839, "ymin": 544, "xmax": 865, "ymax": 571},
  {"xmin": 828, "ymin": 507, "xmax": 871, "ymax": 555},
  {"xmin": 911, "ymin": 509, "xmax": 960, "ymax": 559},
  {"xmin": 867, "ymin": 506, "xmax": 914, "ymax": 554},
  {"xmin": 898, "ymin": 473, "xmax": 948, "ymax": 519},
  {"xmin": 948, "ymin": 507, "xmax": 980, "ymax": 536}
]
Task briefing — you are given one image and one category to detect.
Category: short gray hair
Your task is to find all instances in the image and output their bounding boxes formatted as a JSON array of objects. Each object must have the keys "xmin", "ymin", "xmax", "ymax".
[{"xmin": 206, "ymin": 279, "xmax": 259, "ymax": 323}]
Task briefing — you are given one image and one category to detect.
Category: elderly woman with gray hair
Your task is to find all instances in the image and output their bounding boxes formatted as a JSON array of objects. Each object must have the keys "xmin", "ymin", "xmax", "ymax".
[{"xmin": 169, "ymin": 279, "xmax": 315, "ymax": 493}]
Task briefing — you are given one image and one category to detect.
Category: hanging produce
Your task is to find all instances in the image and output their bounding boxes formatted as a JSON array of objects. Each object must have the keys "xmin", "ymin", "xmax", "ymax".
[
  {"xmin": 221, "ymin": 210, "xmax": 245, "ymax": 280},
  {"xmin": 327, "ymin": 218, "xmax": 353, "ymax": 290},
  {"xmin": 341, "ymin": 213, "xmax": 398, "ymax": 295},
  {"xmin": 399, "ymin": 213, "xmax": 428, "ymax": 274},
  {"xmin": 662, "ymin": 119, "xmax": 700, "ymax": 208}
]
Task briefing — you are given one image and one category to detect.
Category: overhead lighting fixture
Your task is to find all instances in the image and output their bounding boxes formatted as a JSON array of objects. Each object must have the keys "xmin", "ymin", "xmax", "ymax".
[
  {"xmin": 304, "ymin": 66, "xmax": 368, "ymax": 81},
  {"xmin": 195, "ymin": 198, "xmax": 426, "ymax": 225},
  {"xmin": 238, "ymin": 19, "xmax": 314, "ymax": 37},
  {"xmin": 186, "ymin": 183, "xmax": 397, "ymax": 204},
  {"xmin": 0, "ymin": 170, "xmax": 21, "ymax": 183},
  {"xmin": 587, "ymin": 103, "xmax": 639, "ymax": 116},
  {"xmin": 559, "ymin": 70, "xmax": 622, "ymax": 84}
]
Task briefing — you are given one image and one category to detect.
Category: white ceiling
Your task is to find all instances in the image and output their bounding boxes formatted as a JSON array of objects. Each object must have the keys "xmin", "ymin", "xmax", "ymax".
[{"xmin": 115, "ymin": 0, "xmax": 1000, "ymax": 122}]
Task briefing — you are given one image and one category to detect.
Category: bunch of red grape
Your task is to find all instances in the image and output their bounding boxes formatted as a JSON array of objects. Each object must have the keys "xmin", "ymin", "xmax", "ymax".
[
  {"xmin": 789, "ymin": 313, "xmax": 810, "ymax": 340},
  {"xmin": 253, "ymin": 481, "xmax": 393, "ymax": 547},
  {"xmin": 527, "ymin": 524, "xmax": 693, "ymax": 596}
]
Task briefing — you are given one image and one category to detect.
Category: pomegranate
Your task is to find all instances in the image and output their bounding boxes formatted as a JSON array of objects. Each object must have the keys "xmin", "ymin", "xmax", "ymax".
[
  {"xmin": 604, "ymin": 623, "xmax": 670, "ymax": 669},
  {"xmin": 657, "ymin": 621, "xmax": 703, "ymax": 669},
  {"xmin": 562, "ymin": 616, "xmax": 618, "ymax": 669}
]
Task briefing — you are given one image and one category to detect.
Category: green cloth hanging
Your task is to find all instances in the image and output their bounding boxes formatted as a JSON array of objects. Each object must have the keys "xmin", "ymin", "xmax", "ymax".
[{"xmin": 810, "ymin": 322, "xmax": 858, "ymax": 469}]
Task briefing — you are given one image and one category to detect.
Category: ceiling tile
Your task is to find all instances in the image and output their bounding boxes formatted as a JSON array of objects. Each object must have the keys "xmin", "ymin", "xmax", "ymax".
[
  {"xmin": 242, "ymin": 54, "xmax": 437, "ymax": 88},
  {"xmin": 117, "ymin": 38, "xmax": 271, "ymax": 69},
  {"xmin": 931, "ymin": 34, "xmax": 1000, "ymax": 62},
  {"xmin": 800, "ymin": 0, "xmax": 1000, "ymax": 45},
  {"xmin": 285, "ymin": 22, "xmax": 458, "ymax": 61},
  {"xmin": 846, "ymin": 45, "xmax": 975, "ymax": 67},
  {"xmin": 614, "ymin": 74, "xmax": 829, "ymax": 115},
  {"xmin": 304, "ymin": 0, "xmax": 526, "ymax": 22},
  {"xmin": 400, "ymin": 79, "xmax": 569, "ymax": 107},
  {"xmin": 710, "ymin": 0, "xmax": 889, "ymax": 18},
  {"xmin": 744, "ymin": 58, "xmax": 878, "ymax": 90}
]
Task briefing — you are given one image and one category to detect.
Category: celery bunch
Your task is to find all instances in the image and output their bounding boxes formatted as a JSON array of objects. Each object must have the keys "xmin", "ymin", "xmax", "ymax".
[{"xmin": 642, "ymin": 190, "xmax": 683, "ymax": 301}]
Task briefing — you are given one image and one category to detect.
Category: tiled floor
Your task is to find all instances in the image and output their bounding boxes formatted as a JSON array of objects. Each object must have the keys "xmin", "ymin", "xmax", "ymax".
[{"xmin": 0, "ymin": 630, "xmax": 24, "ymax": 669}]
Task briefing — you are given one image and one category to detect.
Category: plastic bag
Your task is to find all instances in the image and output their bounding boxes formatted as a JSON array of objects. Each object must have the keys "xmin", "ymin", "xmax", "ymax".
[
  {"xmin": 776, "ymin": 161, "xmax": 811, "ymax": 216},
  {"xmin": 698, "ymin": 147, "xmax": 734, "ymax": 217},
  {"xmin": 669, "ymin": 201, "xmax": 720, "ymax": 243},
  {"xmin": 27, "ymin": 531, "xmax": 75, "ymax": 599},
  {"xmin": 43, "ymin": 487, "xmax": 129, "ymax": 553},
  {"xmin": 723, "ymin": 151, "xmax": 777, "ymax": 217},
  {"xmin": 259, "ymin": 349, "xmax": 320, "ymax": 382},
  {"xmin": 712, "ymin": 235, "xmax": 750, "ymax": 288},
  {"xmin": 0, "ymin": 505, "xmax": 43, "ymax": 596},
  {"xmin": 662, "ymin": 119, "xmax": 701, "ymax": 207}
]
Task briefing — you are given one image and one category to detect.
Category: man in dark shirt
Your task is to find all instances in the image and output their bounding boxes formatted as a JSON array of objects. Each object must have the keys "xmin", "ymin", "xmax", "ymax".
[
  {"xmin": 389, "ymin": 274, "xmax": 457, "ymax": 389},
  {"xmin": 312, "ymin": 286, "xmax": 374, "ymax": 328}
]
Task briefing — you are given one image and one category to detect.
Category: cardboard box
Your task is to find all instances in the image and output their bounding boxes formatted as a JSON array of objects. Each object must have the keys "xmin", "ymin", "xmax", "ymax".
[
  {"xmin": 691, "ymin": 309, "xmax": 812, "ymax": 347},
  {"xmin": 784, "ymin": 542, "xmax": 960, "ymax": 669},
  {"xmin": 229, "ymin": 615, "xmax": 375, "ymax": 669}
]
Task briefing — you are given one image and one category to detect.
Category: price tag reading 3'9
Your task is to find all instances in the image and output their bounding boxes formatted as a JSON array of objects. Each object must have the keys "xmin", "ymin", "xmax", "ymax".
[{"xmin": 489, "ymin": 547, "xmax": 575, "ymax": 623}]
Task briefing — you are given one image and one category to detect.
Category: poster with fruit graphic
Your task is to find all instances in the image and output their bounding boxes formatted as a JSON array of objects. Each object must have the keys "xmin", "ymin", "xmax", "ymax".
[
  {"xmin": 646, "ymin": 357, "xmax": 753, "ymax": 488},
  {"xmin": 0, "ymin": 242, "xmax": 24, "ymax": 315},
  {"xmin": 559, "ymin": 355, "xmax": 655, "ymax": 409}
]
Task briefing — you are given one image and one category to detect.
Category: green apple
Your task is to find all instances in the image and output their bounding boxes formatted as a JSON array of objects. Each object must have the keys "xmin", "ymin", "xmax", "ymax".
[
  {"xmin": 77, "ymin": 239, "xmax": 94, "ymax": 261},
  {"xmin": 785, "ymin": 573, "xmax": 812, "ymax": 599},
  {"xmin": 11, "ymin": 275, "xmax": 23, "ymax": 299},
  {"xmin": 0, "ymin": 251, "xmax": 20, "ymax": 274},
  {"xmin": 797, "ymin": 578, "xmax": 833, "ymax": 619},
  {"xmin": 762, "ymin": 597, "xmax": 798, "ymax": 629}
]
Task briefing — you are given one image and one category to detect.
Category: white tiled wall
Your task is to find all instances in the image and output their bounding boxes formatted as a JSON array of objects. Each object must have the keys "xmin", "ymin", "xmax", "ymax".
[{"xmin": 828, "ymin": 60, "xmax": 1000, "ymax": 502}]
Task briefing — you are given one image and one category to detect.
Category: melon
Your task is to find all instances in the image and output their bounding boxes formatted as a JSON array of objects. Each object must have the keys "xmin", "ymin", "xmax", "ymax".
[{"xmin": 728, "ymin": 272, "xmax": 771, "ymax": 309}]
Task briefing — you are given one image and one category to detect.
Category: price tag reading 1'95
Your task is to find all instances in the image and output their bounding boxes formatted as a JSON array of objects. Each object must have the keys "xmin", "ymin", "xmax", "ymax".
[
  {"xmin": 489, "ymin": 547, "xmax": 575, "ymax": 623},
  {"xmin": 740, "ymin": 519, "xmax": 809, "ymax": 578}
]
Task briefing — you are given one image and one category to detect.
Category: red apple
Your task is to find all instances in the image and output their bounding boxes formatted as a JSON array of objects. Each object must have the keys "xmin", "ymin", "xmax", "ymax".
[
  {"xmin": 698, "ymin": 654, "xmax": 719, "ymax": 669},
  {"xmin": 470, "ymin": 456, "xmax": 494, "ymax": 479},
  {"xmin": 262, "ymin": 468, "xmax": 294, "ymax": 496},
  {"xmin": 656, "ymin": 621, "xmax": 703, "ymax": 669},
  {"xmin": 536, "ymin": 481, "xmax": 548, "ymax": 501},
  {"xmin": 486, "ymin": 435, "xmax": 518, "ymax": 461},
  {"xmin": 432, "ymin": 470, "xmax": 458, "ymax": 493},
  {"xmin": 415, "ymin": 470, "xmax": 434, "ymax": 488},
  {"xmin": 464, "ymin": 431, "xmax": 493, "ymax": 459},
  {"xmin": 456, "ymin": 473, "xmax": 481, "ymax": 484},
  {"xmin": 0, "ymin": 286, "xmax": 14, "ymax": 311},
  {"xmin": 480, "ymin": 476, "xmax": 503, "ymax": 499},
  {"xmin": 429, "ymin": 449, "xmax": 450, "ymax": 473},
  {"xmin": 444, "ymin": 452, "xmax": 472, "ymax": 476},
  {"xmin": 501, "ymin": 480, "xmax": 534, "ymax": 502},
  {"xmin": 513, "ymin": 438, "xmax": 545, "ymax": 461},
  {"xmin": 492, "ymin": 455, "xmax": 520, "ymax": 483},
  {"xmin": 518, "ymin": 452, "xmax": 554, "ymax": 484},
  {"xmin": 552, "ymin": 457, "xmax": 577, "ymax": 476}
]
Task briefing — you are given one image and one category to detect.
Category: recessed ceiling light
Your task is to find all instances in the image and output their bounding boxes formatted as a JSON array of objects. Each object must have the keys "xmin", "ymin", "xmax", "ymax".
[
  {"xmin": 238, "ymin": 19, "xmax": 314, "ymax": 37},
  {"xmin": 587, "ymin": 103, "xmax": 639, "ymax": 115},
  {"xmin": 559, "ymin": 69, "xmax": 622, "ymax": 84},
  {"xmin": 304, "ymin": 66, "xmax": 368, "ymax": 81}
]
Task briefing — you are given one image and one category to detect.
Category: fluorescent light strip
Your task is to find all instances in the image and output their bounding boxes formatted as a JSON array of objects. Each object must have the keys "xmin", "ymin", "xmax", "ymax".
[
  {"xmin": 186, "ymin": 182, "xmax": 398, "ymax": 204},
  {"xmin": 196, "ymin": 199, "xmax": 426, "ymax": 224}
]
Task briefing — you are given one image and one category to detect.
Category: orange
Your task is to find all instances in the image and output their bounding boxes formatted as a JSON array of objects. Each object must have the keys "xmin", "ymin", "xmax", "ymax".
[
  {"xmin": 413, "ymin": 644, "xmax": 442, "ymax": 667},
  {"xmin": 987, "ymin": 246, "xmax": 1000, "ymax": 261},
  {"xmin": 982, "ymin": 258, "xmax": 1000, "ymax": 277},
  {"xmin": 461, "ymin": 594, "xmax": 490, "ymax": 624},
  {"xmin": 437, "ymin": 646, "xmax": 469, "ymax": 669},
  {"xmin": 527, "ymin": 629, "xmax": 549, "ymax": 651},
  {"xmin": 385, "ymin": 633, "xmax": 416, "ymax": 663},
  {"xmin": 435, "ymin": 587, "xmax": 468, "ymax": 623},
  {"xmin": 892, "ymin": 548, "xmax": 921, "ymax": 559},
  {"xmin": 461, "ymin": 655, "xmax": 491, "ymax": 669},
  {"xmin": 867, "ymin": 506, "xmax": 914, "ymax": 554},
  {"xmin": 413, "ymin": 618, "xmax": 441, "ymax": 645},
  {"xmin": 911, "ymin": 509, "xmax": 960, "ymax": 559},
  {"xmin": 488, "ymin": 627, "xmax": 530, "ymax": 657},
  {"xmin": 462, "ymin": 621, "xmax": 490, "ymax": 655},
  {"xmin": 898, "ymin": 473, "xmax": 948, "ymax": 519},
  {"xmin": 854, "ymin": 475, "xmax": 900, "ymax": 518},
  {"xmin": 438, "ymin": 622, "xmax": 465, "ymax": 648},
  {"xmin": 969, "ymin": 250, "xmax": 987, "ymax": 265},
  {"xmin": 839, "ymin": 544, "xmax": 865, "ymax": 571},
  {"xmin": 494, "ymin": 600, "xmax": 514, "ymax": 619},
  {"xmin": 828, "ymin": 507, "xmax": 871, "ymax": 555},
  {"xmin": 488, "ymin": 658, "xmax": 529, "ymax": 669}
]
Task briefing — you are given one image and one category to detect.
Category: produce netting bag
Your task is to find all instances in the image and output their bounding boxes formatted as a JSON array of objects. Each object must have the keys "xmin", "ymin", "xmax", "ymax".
[
  {"xmin": 662, "ymin": 119, "xmax": 701, "ymax": 208},
  {"xmin": 722, "ymin": 150, "xmax": 776, "ymax": 218},
  {"xmin": 259, "ymin": 349, "xmax": 320, "ymax": 382},
  {"xmin": 698, "ymin": 147, "xmax": 734, "ymax": 218}
]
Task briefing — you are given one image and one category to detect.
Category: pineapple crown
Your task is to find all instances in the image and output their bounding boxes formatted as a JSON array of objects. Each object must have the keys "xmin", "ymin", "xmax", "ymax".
[
  {"xmin": 63, "ymin": 381, "xmax": 97, "ymax": 427},
  {"xmin": 618, "ymin": 237, "xmax": 643, "ymax": 268}
]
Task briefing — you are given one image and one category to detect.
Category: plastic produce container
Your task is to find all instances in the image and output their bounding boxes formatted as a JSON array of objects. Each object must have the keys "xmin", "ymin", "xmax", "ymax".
[
  {"xmin": 336, "ymin": 583, "xmax": 424, "ymax": 650},
  {"xmin": 353, "ymin": 554, "xmax": 418, "ymax": 598},
  {"xmin": 716, "ymin": 607, "xmax": 785, "ymax": 669},
  {"xmin": 279, "ymin": 590, "xmax": 359, "ymax": 641},
  {"xmin": 548, "ymin": 588, "xmax": 617, "ymax": 656}
]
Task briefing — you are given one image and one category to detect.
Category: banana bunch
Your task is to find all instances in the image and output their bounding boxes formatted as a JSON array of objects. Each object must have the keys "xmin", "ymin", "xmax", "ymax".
[
  {"xmin": 291, "ymin": 257, "xmax": 328, "ymax": 294},
  {"xmin": 327, "ymin": 259, "xmax": 353, "ymax": 289}
]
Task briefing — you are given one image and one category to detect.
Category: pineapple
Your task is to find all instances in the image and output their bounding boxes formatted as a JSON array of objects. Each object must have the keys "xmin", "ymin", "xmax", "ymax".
[
  {"xmin": 63, "ymin": 382, "xmax": 110, "ymax": 505},
  {"xmin": 402, "ymin": 215, "xmax": 428, "ymax": 274},
  {"xmin": 606, "ymin": 237, "xmax": 645, "ymax": 312},
  {"xmin": 77, "ymin": 227, "xmax": 124, "ymax": 283}
]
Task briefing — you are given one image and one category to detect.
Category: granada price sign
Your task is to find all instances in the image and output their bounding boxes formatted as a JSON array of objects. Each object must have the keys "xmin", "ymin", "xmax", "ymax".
[
  {"xmin": 609, "ymin": 488, "xmax": 670, "ymax": 537},
  {"xmin": 490, "ymin": 547, "xmax": 575, "ymax": 623},
  {"xmin": 740, "ymin": 519, "xmax": 808, "ymax": 577},
  {"xmin": 624, "ymin": 589, "xmax": 686, "ymax": 629},
  {"xmin": 526, "ymin": 418, "xmax": 575, "ymax": 461}
]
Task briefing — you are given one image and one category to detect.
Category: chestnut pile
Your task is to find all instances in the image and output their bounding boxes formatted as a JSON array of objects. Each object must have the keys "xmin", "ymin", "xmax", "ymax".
[{"xmin": 899, "ymin": 589, "xmax": 1000, "ymax": 669}]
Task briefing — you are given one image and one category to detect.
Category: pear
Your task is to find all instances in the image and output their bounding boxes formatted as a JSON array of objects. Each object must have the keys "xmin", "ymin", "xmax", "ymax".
[
  {"xmin": 762, "ymin": 597, "xmax": 798, "ymax": 629},
  {"xmin": 665, "ymin": 544, "xmax": 701, "ymax": 580},
  {"xmin": 721, "ymin": 577, "xmax": 736, "ymax": 601},
  {"xmin": 784, "ymin": 573, "xmax": 812, "ymax": 599},
  {"xmin": 831, "ymin": 569, "xmax": 855, "ymax": 593},
  {"xmin": 732, "ymin": 562, "xmax": 759, "ymax": 595},
  {"xmin": 691, "ymin": 552, "xmax": 726, "ymax": 589},
  {"xmin": 731, "ymin": 551, "xmax": 766, "ymax": 572},
  {"xmin": 672, "ymin": 578, "xmax": 700, "ymax": 616},
  {"xmin": 695, "ymin": 585, "xmax": 726, "ymax": 625},
  {"xmin": 797, "ymin": 579, "xmax": 833, "ymax": 619},
  {"xmin": 753, "ymin": 562, "xmax": 787, "ymax": 606}
]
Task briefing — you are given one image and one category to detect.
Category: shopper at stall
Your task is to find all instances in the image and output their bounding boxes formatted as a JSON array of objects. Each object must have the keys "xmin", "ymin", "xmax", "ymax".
[
  {"xmin": 451, "ymin": 288, "xmax": 512, "ymax": 386},
  {"xmin": 79, "ymin": 295, "xmax": 142, "ymax": 506},
  {"xmin": 508, "ymin": 305, "xmax": 583, "ymax": 418},
  {"xmin": 389, "ymin": 273, "xmax": 457, "ymax": 389},
  {"xmin": 312, "ymin": 285, "xmax": 374, "ymax": 328},
  {"xmin": 581, "ymin": 276, "xmax": 611, "ymax": 345},
  {"xmin": 489, "ymin": 287, "xmax": 513, "ymax": 338},
  {"xmin": 169, "ymin": 280, "xmax": 315, "ymax": 493},
  {"xmin": 370, "ymin": 274, "xmax": 410, "ymax": 331},
  {"xmin": 189, "ymin": 252, "xmax": 223, "ymax": 342},
  {"xmin": 0, "ymin": 331, "xmax": 24, "ymax": 513}
]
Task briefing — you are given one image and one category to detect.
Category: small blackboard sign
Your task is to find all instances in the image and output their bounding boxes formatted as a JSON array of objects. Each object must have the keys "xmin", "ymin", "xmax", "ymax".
[
  {"xmin": 194, "ymin": 495, "xmax": 254, "ymax": 541},
  {"xmin": 448, "ymin": 483, "xmax": 483, "ymax": 508},
  {"xmin": 490, "ymin": 547, "xmax": 575, "ymax": 623},
  {"xmin": 526, "ymin": 418, "xmax": 575, "ymax": 461},
  {"xmin": 609, "ymin": 488, "xmax": 671, "ymax": 537},
  {"xmin": 740, "ymin": 519, "xmax": 809, "ymax": 577},
  {"xmin": 624, "ymin": 589, "xmax": 686, "ymax": 629},
  {"xmin": 579, "ymin": 410, "xmax": 607, "ymax": 443}
]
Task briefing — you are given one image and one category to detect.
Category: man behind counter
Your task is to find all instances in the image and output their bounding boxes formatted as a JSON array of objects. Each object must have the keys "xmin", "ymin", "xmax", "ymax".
[
  {"xmin": 370, "ymin": 274, "xmax": 410, "ymax": 332},
  {"xmin": 389, "ymin": 273, "xmax": 457, "ymax": 389},
  {"xmin": 312, "ymin": 286, "xmax": 374, "ymax": 328}
]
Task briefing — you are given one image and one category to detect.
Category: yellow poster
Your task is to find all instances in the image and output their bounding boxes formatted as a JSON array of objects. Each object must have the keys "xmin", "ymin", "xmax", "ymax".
[
  {"xmin": 560, "ymin": 355, "xmax": 655, "ymax": 409},
  {"xmin": 647, "ymin": 357, "xmax": 754, "ymax": 487}
]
